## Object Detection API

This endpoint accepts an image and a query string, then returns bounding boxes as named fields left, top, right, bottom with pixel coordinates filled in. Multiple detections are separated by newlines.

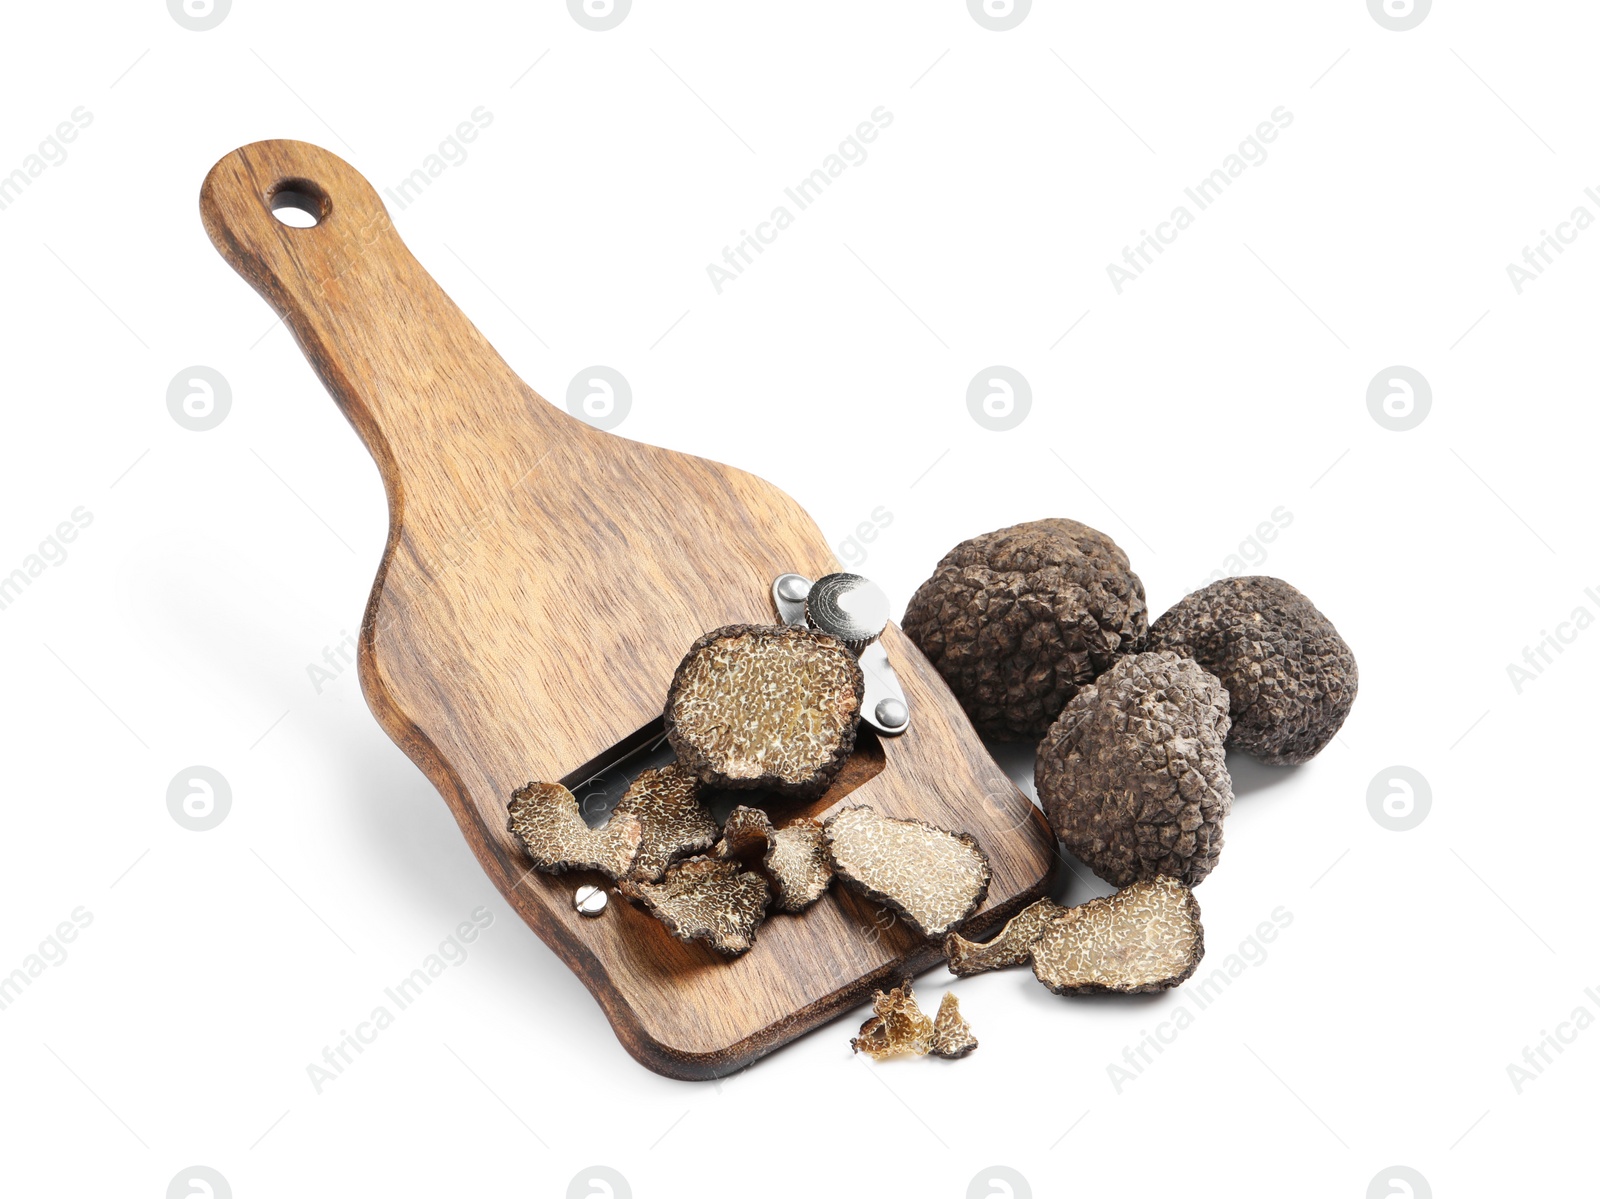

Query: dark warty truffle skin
left=1146, top=576, right=1357, bottom=765
left=900, top=518, right=1148, bottom=742
left=1035, top=651, right=1233, bottom=888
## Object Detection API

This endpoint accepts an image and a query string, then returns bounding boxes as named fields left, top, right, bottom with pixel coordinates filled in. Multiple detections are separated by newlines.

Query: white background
left=1, top=2, right=1594, bottom=1196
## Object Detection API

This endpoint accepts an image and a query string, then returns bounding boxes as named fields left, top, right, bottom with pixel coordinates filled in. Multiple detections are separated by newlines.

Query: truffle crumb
left=1031, top=876, right=1204, bottom=995
left=1036, top=651, right=1233, bottom=887
left=629, top=856, right=770, bottom=957
left=613, top=763, right=718, bottom=884
left=1147, top=575, right=1357, bottom=765
left=944, top=897, right=1066, bottom=977
left=901, top=518, right=1148, bottom=741
left=506, top=781, right=641, bottom=879
left=825, top=804, right=991, bottom=938
left=664, top=623, right=864, bottom=799
left=851, top=980, right=978, bottom=1060
left=929, top=991, right=978, bottom=1059
left=851, top=979, right=935, bottom=1059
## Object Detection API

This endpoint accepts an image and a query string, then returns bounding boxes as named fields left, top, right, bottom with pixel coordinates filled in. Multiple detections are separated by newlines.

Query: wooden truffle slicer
left=201, top=140, right=1055, bottom=1079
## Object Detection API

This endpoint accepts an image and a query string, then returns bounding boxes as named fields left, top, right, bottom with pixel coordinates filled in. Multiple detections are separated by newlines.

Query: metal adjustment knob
left=804, top=573, right=890, bottom=655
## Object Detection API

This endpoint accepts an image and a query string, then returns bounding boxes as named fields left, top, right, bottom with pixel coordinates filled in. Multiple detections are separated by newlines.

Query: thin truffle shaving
left=715, top=805, right=775, bottom=860
left=665, top=624, right=863, bottom=798
left=764, top=817, right=833, bottom=912
left=613, top=763, right=718, bottom=883
left=944, top=897, right=1066, bottom=977
left=715, top=805, right=833, bottom=912
left=929, top=991, right=978, bottom=1059
left=1030, top=876, right=1204, bottom=995
left=630, top=856, right=771, bottom=957
left=506, top=782, right=641, bottom=878
left=825, top=805, right=992, bottom=938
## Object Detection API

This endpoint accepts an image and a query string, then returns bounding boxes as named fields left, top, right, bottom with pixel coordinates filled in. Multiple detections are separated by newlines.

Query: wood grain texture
left=200, top=140, right=1056, bottom=1079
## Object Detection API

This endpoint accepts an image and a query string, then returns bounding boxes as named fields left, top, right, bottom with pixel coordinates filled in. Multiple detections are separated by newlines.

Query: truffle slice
left=715, top=804, right=775, bottom=859
left=629, top=856, right=770, bottom=957
left=851, top=979, right=935, bottom=1059
left=612, top=764, right=718, bottom=884
left=764, top=817, right=833, bottom=912
left=1036, top=652, right=1233, bottom=888
left=901, top=518, right=1148, bottom=741
left=825, top=805, right=991, bottom=938
left=1030, top=876, right=1203, bottom=995
left=1147, top=575, right=1358, bottom=764
left=929, top=991, right=978, bottom=1059
left=716, top=805, right=834, bottom=913
left=664, top=623, right=864, bottom=799
left=944, top=897, right=1067, bottom=977
left=506, top=782, right=642, bottom=879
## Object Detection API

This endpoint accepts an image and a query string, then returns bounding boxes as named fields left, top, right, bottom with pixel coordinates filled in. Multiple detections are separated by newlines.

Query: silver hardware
left=573, top=884, right=608, bottom=916
left=874, top=697, right=909, bottom=731
left=770, top=572, right=909, bottom=736
left=858, top=642, right=910, bottom=737
left=776, top=573, right=811, bottom=603
left=772, top=574, right=812, bottom=626
left=804, top=572, right=890, bottom=654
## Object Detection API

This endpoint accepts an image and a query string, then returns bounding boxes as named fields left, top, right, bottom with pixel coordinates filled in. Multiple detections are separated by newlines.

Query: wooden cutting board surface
left=200, top=140, right=1056, bottom=1079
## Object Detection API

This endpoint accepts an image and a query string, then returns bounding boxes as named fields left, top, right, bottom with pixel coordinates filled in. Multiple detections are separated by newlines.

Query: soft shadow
left=981, top=737, right=1040, bottom=801
left=1017, top=976, right=1182, bottom=1017
left=324, top=722, right=493, bottom=915
left=1049, top=846, right=1115, bottom=906
left=1227, top=751, right=1303, bottom=801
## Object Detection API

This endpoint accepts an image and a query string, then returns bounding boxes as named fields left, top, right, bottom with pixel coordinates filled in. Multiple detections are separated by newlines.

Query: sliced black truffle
left=714, top=805, right=833, bottom=912
left=506, top=782, right=641, bottom=879
left=613, top=763, right=718, bottom=884
left=1030, top=876, right=1203, bottom=995
left=715, top=805, right=775, bottom=860
left=929, top=991, right=978, bottom=1059
left=1036, top=652, right=1232, bottom=888
left=1147, top=576, right=1357, bottom=764
left=944, top=897, right=1066, bottom=977
left=824, top=804, right=991, bottom=938
left=901, top=518, right=1147, bottom=741
left=763, top=817, right=833, bottom=912
left=628, top=856, right=770, bottom=957
left=664, top=624, right=864, bottom=799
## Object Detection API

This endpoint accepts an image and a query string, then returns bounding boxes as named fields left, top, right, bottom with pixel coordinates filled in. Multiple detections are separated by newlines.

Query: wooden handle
left=200, top=139, right=563, bottom=475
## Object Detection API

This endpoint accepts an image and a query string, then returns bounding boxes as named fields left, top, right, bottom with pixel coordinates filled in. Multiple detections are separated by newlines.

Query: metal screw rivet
left=875, top=698, right=909, bottom=729
left=776, top=574, right=812, bottom=602
left=574, top=884, right=608, bottom=916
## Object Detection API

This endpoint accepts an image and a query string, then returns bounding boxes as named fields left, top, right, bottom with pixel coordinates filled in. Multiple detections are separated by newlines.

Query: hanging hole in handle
left=269, top=178, right=330, bottom=228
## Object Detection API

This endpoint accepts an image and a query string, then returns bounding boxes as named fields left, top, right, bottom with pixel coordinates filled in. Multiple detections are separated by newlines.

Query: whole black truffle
left=1035, top=651, right=1232, bottom=888
left=900, top=519, right=1148, bottom=741
left=1146, top=576, right=1357, bottom=765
